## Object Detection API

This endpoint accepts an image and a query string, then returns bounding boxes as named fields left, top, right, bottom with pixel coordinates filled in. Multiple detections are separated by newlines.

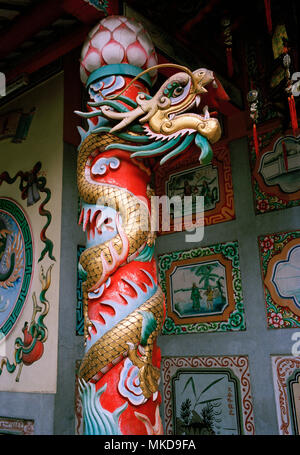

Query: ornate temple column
left=76, top=15, right=222, bottom=435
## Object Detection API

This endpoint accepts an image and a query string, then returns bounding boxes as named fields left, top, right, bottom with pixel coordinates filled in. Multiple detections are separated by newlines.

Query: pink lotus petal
left=127, top=42, right=147, bottom=68
left=84, top=51, right=101, bottom=72
left=113, top=24, right=137, bottom=48
left=81, top=39, right=90, bottom=60
left=80, top=65, right=88, bottom=84
left=101, top=16, right=122, bottom=32
left=147, top=52, right=158, bottom=76
left=102, top=41, right=125, bottom=64
left=88, top=23, right=100, bottom=38
left=91, top=30, right=111, bottom=50
left=137, top=30, right=154, bottom=55
left=125, top=17, right=143, bottom=33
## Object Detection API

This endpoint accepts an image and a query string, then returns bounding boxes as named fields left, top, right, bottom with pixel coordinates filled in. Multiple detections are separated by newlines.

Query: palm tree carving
left=176, top=376, right=223, bottom=435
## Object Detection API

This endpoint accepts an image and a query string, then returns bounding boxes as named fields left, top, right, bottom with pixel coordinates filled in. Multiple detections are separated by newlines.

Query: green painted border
left=86, top=63, right=152, bottom=89
left=0, top=197, right=33, bottom=337
left=158, top=241, right=245, bottom=335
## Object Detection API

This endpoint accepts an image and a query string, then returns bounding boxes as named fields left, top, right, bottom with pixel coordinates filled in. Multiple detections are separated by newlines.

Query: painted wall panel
left=0, top=74, right=64, bottom=394
left=156, top=136, right=300, bottom=435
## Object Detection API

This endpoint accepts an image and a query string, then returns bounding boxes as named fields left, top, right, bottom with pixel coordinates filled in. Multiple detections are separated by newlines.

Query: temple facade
left=0, top=0, right=299, bottom=436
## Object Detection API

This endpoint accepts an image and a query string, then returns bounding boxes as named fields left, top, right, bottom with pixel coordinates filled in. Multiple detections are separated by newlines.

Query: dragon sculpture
left=76, top=15, right=225, bottom=435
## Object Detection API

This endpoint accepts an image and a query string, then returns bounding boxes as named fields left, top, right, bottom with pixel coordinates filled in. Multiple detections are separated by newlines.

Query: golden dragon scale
left=76, top=15, right=223, bottom=435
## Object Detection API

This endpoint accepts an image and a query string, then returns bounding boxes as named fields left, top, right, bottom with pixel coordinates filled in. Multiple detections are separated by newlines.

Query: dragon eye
left=167, top=79, right=191, bottom=105
left=173, top=86, right=184, bottom=97
left=164, top=82, right=185, bottom=98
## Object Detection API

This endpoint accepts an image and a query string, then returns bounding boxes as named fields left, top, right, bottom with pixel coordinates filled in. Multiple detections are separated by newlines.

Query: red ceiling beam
left=3, top=0, right=122, bottom=83
left=0, top=0, right=64, bottom=60
left=0, top=0, right=111, bottom=61
left=179, top=0, right=222, bottom=35
left=62, top=0, right=105, bottom=24
left=6, top=24, right=92, bottom=83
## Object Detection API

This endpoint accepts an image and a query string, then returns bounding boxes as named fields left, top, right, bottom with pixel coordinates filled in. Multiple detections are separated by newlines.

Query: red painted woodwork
left=6, top=25, right=91, bottom=83
left=62, top=0, right=104, bottom=24
left=0, top=0, right=63, bottom=60
left=180, top=0, right=222, bottom=36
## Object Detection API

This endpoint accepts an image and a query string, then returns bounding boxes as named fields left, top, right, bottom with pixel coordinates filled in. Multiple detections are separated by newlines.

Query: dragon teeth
left=203, top=105, right=210, bottom=119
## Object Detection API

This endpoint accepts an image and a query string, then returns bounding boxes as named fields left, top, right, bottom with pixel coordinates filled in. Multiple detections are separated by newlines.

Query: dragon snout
left=193, top=68, right=216, bottom=91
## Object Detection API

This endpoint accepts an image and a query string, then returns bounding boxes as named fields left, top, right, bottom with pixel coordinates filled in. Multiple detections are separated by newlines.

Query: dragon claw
left=84, top=319, right=93, bottom=343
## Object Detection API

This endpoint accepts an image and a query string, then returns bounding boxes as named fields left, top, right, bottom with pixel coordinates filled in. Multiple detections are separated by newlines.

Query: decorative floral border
left=271, top=355, right=300, bottom=435
left=258, top=230, right=300, bottom=329
left=249, top=125, right=300, bottom=215
left=162, top=355, right=255, bottom=435
left=158, top=241, right=245, bottom=335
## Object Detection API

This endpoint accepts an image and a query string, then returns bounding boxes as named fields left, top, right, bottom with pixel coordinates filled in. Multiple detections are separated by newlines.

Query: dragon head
left=99, top=65, right=221, bottom=145
left=75, top=64, right=226, bottom=165
left=138, top=68, right=221, bottom=142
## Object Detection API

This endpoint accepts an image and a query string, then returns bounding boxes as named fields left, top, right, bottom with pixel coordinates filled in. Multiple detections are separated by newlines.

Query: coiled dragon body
left=76, top=59, right=223, bottom=434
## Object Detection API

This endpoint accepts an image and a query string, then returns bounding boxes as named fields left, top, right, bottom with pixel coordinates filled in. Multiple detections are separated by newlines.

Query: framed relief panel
left=154, top=142, right=235, bottom=235
left=249, top=124, right=300, bottom=214
left=162, top=356, right=255, bottom=435
left=0, top=163, right=58, bottom=392
left=158, top=241, right=245, bottom=335
left=259, top=230, right=300, bottom=329
left=271, top=355, right=300, bottom=435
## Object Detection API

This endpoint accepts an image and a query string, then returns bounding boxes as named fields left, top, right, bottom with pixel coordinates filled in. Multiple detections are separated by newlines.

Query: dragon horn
left=105, top=63, right=197, bottom=100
